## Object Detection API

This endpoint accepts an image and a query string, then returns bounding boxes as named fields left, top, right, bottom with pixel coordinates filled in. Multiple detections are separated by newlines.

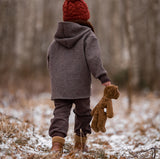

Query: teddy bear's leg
left=97, top=108, right=107, bottom=132
left=91, top=110, right=99, bottom=132
left=107, top=102, right=114, bottom=118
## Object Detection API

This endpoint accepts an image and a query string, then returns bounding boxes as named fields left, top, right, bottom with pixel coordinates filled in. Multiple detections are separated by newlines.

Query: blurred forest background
left=0, top=0, right=160, bottom=93
left=1, top=1, right=160, bottom=158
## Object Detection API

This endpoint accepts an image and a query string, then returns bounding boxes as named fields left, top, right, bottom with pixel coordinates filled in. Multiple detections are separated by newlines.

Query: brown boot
left=74, top=134, right=88, bottom=152
left=51, top=136, right=65, bottom=157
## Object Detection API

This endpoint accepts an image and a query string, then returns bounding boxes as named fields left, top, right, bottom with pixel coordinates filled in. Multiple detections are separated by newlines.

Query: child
left=47, top=0, right=111, bottom=155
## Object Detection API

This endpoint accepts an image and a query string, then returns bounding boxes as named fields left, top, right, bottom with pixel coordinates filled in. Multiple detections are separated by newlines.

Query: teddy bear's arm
left=91, top=105, right=97, bottom=116
left=91, top=106, right=99, bottom=132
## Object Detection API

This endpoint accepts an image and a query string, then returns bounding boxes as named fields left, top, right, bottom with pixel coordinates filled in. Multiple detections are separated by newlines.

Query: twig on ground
left=0, top=112, right=22, bottom=122
left=129, top=147, right=160, bottom=158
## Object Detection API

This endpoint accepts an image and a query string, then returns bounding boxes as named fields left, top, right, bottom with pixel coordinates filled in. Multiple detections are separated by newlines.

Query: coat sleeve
left=85, top=35, right=110, bottom=83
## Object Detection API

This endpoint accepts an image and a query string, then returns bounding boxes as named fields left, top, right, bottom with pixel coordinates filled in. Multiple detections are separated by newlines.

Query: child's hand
left=103, top=81, right=111, bottom=87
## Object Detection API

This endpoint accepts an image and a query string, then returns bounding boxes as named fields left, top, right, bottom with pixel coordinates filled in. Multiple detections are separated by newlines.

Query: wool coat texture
left=47, top=22, right=110, bottom=99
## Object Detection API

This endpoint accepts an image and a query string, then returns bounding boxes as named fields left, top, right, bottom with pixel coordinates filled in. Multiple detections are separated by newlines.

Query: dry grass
left=0, top=83, right=160, bottom=158
left=0, top=109, right=125, bottom=159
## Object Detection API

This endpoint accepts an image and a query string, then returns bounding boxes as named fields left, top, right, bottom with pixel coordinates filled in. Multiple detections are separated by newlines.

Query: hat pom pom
left=66, top=0, right=79, bottom=2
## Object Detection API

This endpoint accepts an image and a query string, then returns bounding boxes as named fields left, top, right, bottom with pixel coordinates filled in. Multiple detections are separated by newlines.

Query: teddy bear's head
left=104, top=85, right=120, bottom=99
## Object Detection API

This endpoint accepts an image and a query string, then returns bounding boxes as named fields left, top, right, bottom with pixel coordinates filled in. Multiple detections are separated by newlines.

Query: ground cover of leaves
left=0, top=88, right=160, bottom=159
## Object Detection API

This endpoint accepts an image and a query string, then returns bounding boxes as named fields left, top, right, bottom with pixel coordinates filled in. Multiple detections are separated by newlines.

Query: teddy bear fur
left=91, top=84, right=120, bottom=132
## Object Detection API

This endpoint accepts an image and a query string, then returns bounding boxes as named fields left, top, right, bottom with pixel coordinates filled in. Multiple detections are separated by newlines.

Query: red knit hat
left=63, top=0, right=90, bottom=21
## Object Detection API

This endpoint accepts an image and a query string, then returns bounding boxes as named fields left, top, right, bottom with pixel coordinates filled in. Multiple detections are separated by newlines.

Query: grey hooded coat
left=47, top=22, right=110, bottom=100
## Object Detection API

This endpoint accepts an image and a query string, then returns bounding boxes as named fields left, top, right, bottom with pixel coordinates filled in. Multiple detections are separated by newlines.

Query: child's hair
left=70, top=20, right=94, bottom=32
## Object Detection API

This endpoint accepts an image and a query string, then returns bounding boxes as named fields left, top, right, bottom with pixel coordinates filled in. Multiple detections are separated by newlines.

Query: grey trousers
left=49, top=98, right=92, bottom=138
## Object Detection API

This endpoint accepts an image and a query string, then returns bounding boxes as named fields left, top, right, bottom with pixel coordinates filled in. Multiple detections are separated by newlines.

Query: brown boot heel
left=51, top=136, right=65, bottom=157
left=74, top=134, right=88, bottom=152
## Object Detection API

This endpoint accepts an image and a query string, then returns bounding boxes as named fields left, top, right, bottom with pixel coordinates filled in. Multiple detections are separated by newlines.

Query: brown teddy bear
left=91, top=84, right=120, bottom=132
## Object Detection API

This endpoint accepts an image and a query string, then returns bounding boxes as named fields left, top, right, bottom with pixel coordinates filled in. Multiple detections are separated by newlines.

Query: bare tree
left=122, top=0, right=134, bottom=112
left=0, top=0, right=17, bottom=83
left=0, top=0, right=160, bottom=92
left=149, top=0, right=159, bottom=90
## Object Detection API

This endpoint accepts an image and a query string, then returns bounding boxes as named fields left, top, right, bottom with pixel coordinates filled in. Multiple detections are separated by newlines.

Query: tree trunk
left=122, top=0, right=134, bottom=113
left=149, top=0, right=159, bottom=90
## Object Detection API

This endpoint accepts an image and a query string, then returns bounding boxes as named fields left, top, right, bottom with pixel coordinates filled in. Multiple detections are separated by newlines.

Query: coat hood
left=55, top=22, right=91, bottom=48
